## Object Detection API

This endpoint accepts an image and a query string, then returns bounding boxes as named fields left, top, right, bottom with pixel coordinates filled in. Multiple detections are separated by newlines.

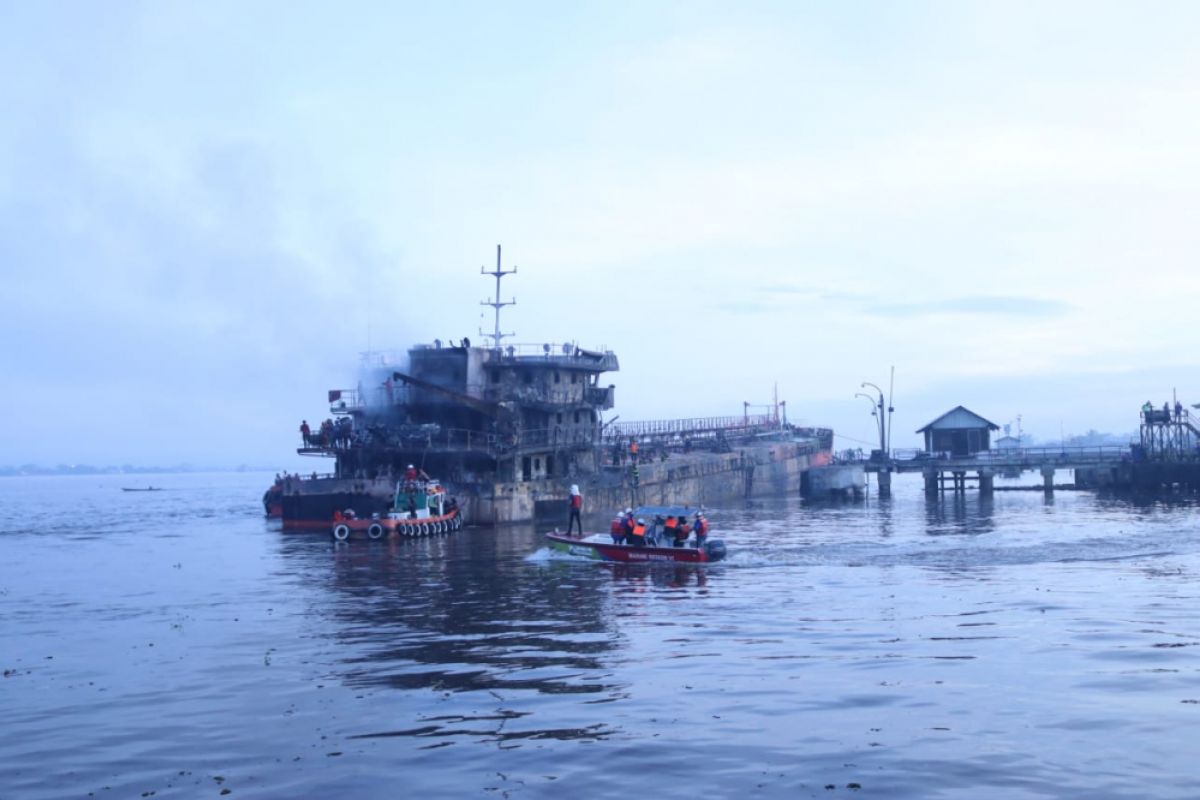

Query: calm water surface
left=3, top=472, right=1200, bottom=798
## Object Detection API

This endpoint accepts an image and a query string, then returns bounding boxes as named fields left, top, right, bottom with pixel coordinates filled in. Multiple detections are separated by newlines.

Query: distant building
left=917, top=406, right=1001, bottom=457
left=994, top=435, right=1021, bottom=450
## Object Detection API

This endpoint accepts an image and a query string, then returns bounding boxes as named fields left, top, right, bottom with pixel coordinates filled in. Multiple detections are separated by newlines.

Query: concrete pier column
left=1041, top=466, right=1055, bottom=494
left=878, top=468, right=892, bottom=499
left=924, top=469, right=938, bottom=496
left=978, top=469, right=994, bottom=497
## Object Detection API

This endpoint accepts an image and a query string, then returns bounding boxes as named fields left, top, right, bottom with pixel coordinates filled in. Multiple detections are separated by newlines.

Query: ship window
left=534, top=458, right=542, bottom=471
left=574, top=411, right=580, bottom=424
left=554, top=372, right=560, bottom=384
left=556, top=413, right=563, bottom=424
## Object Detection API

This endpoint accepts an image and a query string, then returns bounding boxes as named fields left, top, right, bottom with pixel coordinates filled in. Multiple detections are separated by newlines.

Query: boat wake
left=525, top=547, right=594, bottom=564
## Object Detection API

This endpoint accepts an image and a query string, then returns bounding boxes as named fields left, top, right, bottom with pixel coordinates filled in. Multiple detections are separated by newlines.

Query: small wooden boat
left=122, top=487, right=162, bottom=492
left=331, top=480, right=463, bottom=541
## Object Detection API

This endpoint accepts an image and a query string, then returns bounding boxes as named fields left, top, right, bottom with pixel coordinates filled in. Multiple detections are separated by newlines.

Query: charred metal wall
left=469, top=441, right=825, bottom=524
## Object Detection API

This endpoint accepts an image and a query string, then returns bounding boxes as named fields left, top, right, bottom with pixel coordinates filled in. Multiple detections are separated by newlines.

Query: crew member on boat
left=692, top=512, right=708, bottom=548
left=672, top=515, right=692, bottom=548
left=611, top=511, right=627, bottom=544
left=630, top=517, right=647, bottom=547
left=567, top=485, right=583, bottom=536
left=662, top=514, right=678, bottom=543
left=403, top=463, right=429, bottom=485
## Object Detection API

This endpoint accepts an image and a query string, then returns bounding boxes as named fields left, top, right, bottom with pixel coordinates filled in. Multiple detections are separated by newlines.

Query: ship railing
left=350, top=425, right=599, bottom=455
left=327, top=389, right=363, bottom=415
left=487, top=342, right=619, bottom=371
left=606, top=415, right=779, bottom=440
left=514, top=427, right=598, bottom=449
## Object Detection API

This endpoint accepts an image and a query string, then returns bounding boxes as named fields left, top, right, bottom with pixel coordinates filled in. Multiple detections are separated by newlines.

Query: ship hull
left=273, top=438, right=831, bottom=526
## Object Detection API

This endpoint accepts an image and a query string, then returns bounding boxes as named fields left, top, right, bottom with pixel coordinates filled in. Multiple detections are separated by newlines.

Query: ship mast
left=480, top=244, right=516, bottom=349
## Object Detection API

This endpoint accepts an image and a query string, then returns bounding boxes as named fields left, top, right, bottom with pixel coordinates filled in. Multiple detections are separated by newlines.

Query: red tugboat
left=331, top=480, right=462, bottom=541
left=545, top=506, right=727, bottom=563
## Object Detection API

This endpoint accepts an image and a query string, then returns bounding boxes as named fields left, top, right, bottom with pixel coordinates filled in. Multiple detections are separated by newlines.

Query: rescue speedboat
left=545, top=505, right=726, bottom=563
left=545, top=531, right=726, bottom=563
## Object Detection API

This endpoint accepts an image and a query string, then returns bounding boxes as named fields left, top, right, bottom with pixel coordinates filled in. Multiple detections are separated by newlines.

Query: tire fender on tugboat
left=332, top=524, right=351, bottom=542
left=367, top=522, right=384, bottom=540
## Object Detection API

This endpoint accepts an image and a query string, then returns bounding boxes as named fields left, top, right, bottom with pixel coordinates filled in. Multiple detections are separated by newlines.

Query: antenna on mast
left=480, top=244, right=516, bottom=349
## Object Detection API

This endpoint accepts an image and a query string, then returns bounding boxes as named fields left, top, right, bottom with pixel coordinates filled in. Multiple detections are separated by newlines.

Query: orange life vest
left=631, top=523, right=646, bottom=539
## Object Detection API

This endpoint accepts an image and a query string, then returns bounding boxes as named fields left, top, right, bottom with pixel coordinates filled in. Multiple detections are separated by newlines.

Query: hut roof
left=916, top=405, right=1001, bottom=434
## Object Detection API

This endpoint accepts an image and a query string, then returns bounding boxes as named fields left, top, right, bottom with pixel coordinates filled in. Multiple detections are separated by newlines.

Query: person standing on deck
left=300, top=420, right=311, bottom=446
left=629, top=438, right=639, bottom=463
left=692, top=512, right=709, bottom=549
left=618, top=508, right=635, bottom=544
left=567, top=485, right=583, bottom=536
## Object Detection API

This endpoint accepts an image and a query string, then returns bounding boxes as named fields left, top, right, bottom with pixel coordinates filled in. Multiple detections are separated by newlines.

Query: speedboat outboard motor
left=704, top=539, right=727, bottom=562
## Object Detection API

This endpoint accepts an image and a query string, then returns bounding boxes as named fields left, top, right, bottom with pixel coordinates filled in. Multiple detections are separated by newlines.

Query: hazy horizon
left=6, top=2, right=1198, bottom=467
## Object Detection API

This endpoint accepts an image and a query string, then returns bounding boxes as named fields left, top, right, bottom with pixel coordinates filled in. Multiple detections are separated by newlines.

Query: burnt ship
left=267, top=247, right=833, bottom=527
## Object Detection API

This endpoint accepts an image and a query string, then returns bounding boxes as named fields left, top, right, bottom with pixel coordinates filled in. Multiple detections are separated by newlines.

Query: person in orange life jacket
left=567, top=485, right=583, bottom=536
left=673, top=516, right=692, bottom=548
left=629, top=438, right=639, bottom=463
left=662, top=515, right=678, bottom=543
left=630, top=517, right=647, bottom=547
left=692, top=512, right=709, bottom=548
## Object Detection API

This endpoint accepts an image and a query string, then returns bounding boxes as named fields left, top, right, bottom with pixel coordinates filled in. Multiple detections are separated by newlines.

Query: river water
left=3, top=472, right=1200, bottom=799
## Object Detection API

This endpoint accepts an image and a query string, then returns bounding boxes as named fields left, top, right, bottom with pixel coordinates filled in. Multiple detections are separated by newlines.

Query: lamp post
left=862, top=380, right=893, bottom=498
left=855, top=392, right=881, bottom=452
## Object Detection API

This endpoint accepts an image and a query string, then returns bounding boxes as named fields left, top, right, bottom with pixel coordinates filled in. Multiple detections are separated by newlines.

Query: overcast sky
left=5, top=1, right=1200, bottom=468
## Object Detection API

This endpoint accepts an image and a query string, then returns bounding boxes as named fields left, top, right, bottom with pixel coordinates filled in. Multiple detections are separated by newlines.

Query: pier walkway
left=856, top=406, right=1200, bottom=495
left=864, top=445, right=1132, bottom=494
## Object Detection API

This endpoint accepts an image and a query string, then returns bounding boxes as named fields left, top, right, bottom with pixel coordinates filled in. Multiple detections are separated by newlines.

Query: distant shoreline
left=0, top=466, right=282, bottom=478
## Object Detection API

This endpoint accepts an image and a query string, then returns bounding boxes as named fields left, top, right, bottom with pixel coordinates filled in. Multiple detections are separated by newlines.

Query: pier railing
left=875, top=444, right=1134, bottom=472
left=606, top=415, right=777, bottom=439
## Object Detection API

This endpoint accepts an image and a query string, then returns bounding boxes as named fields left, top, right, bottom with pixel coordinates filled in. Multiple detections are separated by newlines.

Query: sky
left=4, top=1, right=1200, bottom=468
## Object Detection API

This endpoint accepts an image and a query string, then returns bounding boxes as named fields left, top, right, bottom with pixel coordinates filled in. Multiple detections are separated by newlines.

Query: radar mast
left=480, top=244, right=516, bottom=349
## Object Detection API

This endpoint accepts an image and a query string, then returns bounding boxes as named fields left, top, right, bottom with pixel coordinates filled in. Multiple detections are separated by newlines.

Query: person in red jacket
left=567, top=484, right=583, bottom=536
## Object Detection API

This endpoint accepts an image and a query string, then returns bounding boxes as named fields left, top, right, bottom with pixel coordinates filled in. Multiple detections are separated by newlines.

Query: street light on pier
left=855, top=392, right=881, bottom=450
left=861, top=381, right=888, bottom=459
left=862, top=378, right=895, bottom=498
